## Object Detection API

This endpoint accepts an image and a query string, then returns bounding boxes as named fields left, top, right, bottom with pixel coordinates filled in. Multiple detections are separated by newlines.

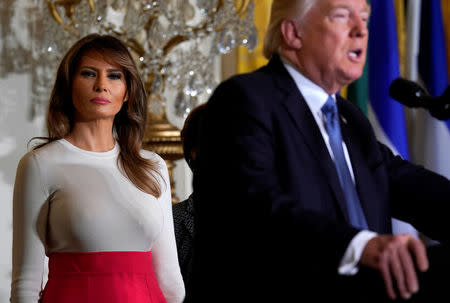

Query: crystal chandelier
left=16, top=0, right=257, bottom=124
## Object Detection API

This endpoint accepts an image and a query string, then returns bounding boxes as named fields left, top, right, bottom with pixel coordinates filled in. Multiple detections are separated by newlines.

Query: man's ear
left=281, top=19, right=302, bottom=49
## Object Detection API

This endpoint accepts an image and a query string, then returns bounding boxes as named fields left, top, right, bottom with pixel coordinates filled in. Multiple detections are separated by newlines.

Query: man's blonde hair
left=263, top=0, right=316, bottom=59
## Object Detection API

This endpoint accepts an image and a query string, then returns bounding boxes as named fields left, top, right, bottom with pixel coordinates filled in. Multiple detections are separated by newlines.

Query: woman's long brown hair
left=33, top=34, right=163, bottom=197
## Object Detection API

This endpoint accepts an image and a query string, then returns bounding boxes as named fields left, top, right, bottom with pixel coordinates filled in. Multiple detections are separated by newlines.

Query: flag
left=346, top=0, right=405, bottom=117
left=367, top=0, right=410, bottom=160
left=355, top=0, right=416, bottom=235
left=441, top=0, right=450, bottom=79
left=417, top=0, right=450, bottom=179
left=346, top=56, right=369, bottom=116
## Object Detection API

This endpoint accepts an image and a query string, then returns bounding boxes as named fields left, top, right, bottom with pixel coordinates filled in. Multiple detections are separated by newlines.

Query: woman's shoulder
left=139, top=149, right=168, bottom=176
left=140, top=149, right=165, bottom=164
left=139, top=149, right=170, bottom=191
left=21, top=140, right=63, bottom=162
left=15, top=141, right=63, bottom=180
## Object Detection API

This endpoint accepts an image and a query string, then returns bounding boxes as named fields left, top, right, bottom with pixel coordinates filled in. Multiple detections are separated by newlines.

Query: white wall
left=0, top=73, right=45, bottom=302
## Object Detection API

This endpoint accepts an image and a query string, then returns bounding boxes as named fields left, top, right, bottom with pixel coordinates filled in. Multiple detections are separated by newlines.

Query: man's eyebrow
left=362, top=6, right=371, bottom=16
left=329, top=4, right=371, bottom=14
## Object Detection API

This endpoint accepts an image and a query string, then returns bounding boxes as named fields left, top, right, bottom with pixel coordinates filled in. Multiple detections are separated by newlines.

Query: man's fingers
left=380, top=251, right=396, bottom=300
left=398, top=245, right=419, bottom=295
left=362, top=234, right=429, bottom=300
left=408, top=237, right=429, bottom=272
left=388, top=249, right=411, bottom=300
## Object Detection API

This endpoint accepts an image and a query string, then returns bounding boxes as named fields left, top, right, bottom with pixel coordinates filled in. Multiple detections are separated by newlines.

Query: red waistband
left=48, top=251, right=153, bottom=275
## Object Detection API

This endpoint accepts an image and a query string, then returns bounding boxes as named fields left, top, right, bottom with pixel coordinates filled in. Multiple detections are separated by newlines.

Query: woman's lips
left=90, top=97, right=111, bottom=104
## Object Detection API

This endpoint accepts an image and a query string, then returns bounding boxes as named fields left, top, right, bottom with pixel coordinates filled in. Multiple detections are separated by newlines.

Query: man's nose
left=350, top=17, right=368, bottom=38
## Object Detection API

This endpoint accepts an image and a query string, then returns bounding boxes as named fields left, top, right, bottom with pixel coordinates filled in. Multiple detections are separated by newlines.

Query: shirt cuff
left=338, top=230, right=377, bottom=275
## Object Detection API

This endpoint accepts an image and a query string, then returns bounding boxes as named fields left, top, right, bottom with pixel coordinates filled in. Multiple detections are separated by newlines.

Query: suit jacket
left=172, top=194, right=195, bottom=289
left=188, top=55, right=450, bottom=302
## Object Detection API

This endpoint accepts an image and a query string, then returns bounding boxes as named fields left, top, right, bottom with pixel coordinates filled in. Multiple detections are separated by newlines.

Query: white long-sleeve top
left=10, top=139, right=185, bottom=303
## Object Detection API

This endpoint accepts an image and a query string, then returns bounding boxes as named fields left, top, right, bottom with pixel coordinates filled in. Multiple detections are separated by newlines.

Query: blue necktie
left=321, top=97, right=368, bottom=229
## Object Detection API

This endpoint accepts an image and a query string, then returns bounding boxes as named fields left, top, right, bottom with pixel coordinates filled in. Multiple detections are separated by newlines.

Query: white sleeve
left=338, top=230, right=377, bottom=275
left=151, top=158, right=185, bottom=303
left=10, top=152, right=48, bottom=303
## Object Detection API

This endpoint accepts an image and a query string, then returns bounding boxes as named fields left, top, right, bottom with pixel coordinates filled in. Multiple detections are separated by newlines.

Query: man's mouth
left=348, top=48, right=363, bottom=59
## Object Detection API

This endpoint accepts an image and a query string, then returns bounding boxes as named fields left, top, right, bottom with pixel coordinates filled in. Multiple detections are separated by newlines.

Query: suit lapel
left=267, top=56, right=352, bottom=222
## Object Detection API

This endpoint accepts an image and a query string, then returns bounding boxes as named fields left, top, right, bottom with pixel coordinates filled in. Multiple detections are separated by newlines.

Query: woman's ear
left=281, top=19, right=302, bottom=49
left=123, top=91, right=128, bottom=103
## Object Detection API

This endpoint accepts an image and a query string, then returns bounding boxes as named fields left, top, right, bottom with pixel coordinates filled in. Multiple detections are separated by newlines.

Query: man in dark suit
left=188, top=0, right=450, bottom=302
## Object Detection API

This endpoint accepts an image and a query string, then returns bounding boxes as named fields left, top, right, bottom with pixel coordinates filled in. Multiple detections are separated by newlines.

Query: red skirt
left=40, top=251, right=166, bottom=303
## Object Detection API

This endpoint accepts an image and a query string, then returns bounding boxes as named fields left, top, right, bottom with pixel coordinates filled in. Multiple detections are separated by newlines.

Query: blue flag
left=368, top=0, right=418, bottom=236
left=419, top=0, right=449, bottom=123
left=368, top=0, right=410, bottom=160
left=418, top=0, right=450, bottom=178
left=419, top=0, right=450, bottom=178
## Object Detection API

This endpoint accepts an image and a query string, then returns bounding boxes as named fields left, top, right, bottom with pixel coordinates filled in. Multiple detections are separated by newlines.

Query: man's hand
left=359, top=234, right=429, bottom=300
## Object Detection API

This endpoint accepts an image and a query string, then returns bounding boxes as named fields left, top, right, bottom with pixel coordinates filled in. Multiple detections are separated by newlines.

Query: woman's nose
left=93, top=75, right=107, bottom=92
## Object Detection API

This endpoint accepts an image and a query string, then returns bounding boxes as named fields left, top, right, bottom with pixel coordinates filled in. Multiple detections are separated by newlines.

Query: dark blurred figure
left=172, top=104, right=205, bottom=293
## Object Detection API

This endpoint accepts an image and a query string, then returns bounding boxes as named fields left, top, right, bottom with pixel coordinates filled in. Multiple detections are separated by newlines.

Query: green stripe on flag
left=347, top=61, right=369, bottom=116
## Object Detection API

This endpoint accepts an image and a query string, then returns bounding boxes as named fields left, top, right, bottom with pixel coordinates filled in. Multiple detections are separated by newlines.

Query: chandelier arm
left=87, top=0, right=95, bottom=11
left=47, top=0, right=63, bottom=24
left=216, top=0, right=225, bottom=11
left=162, top=36, right=189, bottom=56
left=126, top=38, right=147, bottom=57
left=236, top=0, right=251, bottom=17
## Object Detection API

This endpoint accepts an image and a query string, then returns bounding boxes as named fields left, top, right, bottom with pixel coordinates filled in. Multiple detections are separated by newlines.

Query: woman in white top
left=10, top=34, right=185, bottom=303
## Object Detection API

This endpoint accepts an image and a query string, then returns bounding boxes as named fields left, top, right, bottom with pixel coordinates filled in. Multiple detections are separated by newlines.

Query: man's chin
left=341, top=70, right=364, bottom=86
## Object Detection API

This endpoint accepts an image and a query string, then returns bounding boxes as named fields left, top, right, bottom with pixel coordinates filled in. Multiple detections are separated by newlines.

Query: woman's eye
left=108, top=73, right=122, bottom=80
left=80, top=70, right=96, bottom=77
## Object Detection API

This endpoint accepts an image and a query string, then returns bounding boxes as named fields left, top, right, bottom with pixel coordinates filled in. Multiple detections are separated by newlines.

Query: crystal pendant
left=111, top=0, right=127, bottom=11
left=197, top=0, right=218, bottom=15
left=148, top=93, right=165, bottom=116
left=181, top=1, right=195, bottom=22
left=245, top=26, right=258, bottom=51
left=217, top=27, right=236, bottom=54
left=174, top=91, right=191, bottom=118
left=148, top=18, right=171, bottom=49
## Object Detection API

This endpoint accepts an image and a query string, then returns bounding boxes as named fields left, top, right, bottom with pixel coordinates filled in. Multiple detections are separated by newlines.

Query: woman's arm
left=149, top=155, right=185, bottom=303
left=11, top=152, right=48, bottom=303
